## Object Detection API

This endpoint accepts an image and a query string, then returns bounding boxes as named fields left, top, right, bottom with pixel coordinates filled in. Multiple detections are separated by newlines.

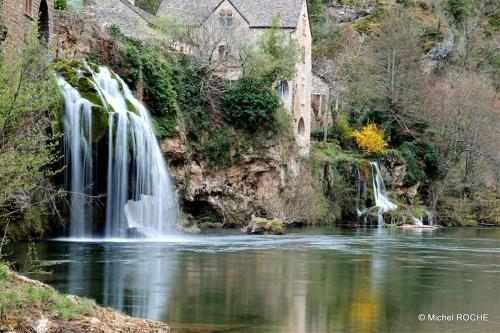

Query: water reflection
left=7, top=228, right=500, bottom=333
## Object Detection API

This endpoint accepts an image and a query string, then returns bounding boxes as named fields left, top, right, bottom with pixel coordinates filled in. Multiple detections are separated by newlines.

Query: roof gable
left=158, top=0, right=304, bottom=28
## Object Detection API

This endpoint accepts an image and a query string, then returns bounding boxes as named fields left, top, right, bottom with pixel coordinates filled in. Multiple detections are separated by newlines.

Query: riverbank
left=0, top=263, right=170, bottom=333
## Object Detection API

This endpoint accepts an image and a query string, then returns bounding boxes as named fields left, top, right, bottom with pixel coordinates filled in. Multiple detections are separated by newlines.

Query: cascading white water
left=58, top=66, right=178, bottom=238
left=59, top=77, right=94, bottom=238
left=369, top=162, right=398, bottom=226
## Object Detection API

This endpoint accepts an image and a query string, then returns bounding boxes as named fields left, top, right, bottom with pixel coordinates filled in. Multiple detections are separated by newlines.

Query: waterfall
left=58, top=65, right=178, bottom=238
left=369, top=162, right=398, bottom=226
left=59, top=77, right=94, bottom=238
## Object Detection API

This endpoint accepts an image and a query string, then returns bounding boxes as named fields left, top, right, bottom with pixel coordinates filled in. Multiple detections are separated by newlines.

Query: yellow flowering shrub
left=352, top=123, right=388, bottom=153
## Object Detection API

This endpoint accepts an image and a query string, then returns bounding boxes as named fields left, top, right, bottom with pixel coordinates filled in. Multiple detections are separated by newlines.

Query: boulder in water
left=242, top=217, right=285, bottom=235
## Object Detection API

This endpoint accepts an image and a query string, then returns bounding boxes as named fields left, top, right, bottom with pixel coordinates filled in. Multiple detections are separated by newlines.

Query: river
left=7, top=227, right=500, bottom=333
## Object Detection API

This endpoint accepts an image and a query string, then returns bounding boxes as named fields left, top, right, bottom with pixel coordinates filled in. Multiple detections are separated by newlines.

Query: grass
left=0, top=262, right=95, bottom=322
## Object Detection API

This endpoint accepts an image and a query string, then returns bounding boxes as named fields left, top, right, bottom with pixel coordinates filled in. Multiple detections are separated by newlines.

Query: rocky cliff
left=161, top=134, right=310, bottom=228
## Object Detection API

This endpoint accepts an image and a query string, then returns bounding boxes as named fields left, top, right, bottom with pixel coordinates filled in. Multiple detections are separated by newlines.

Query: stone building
left=84, top=0, right=153, bottom=40
left=0, top=0, right=54, bottom=48
left=157, top=0, right=312, bottom=154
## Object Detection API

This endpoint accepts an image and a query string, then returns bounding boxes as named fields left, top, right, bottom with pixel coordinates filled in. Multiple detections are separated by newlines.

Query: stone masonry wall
left=0, top=0, right=53, bottom=50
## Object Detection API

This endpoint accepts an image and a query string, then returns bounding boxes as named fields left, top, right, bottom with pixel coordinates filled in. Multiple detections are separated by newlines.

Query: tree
left=0, top=24, right=60, bottom=220
left=425, top=71, right=499, bottom=207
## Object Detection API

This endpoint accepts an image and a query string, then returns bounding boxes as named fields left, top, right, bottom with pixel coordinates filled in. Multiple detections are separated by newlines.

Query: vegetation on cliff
left=309, top=0, right=499, bottom=226
left=0, top=24, right=62, bottom=240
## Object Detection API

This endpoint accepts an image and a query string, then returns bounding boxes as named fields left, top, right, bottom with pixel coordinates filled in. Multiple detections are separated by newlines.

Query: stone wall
left=0, top=0, right=54, bottom=50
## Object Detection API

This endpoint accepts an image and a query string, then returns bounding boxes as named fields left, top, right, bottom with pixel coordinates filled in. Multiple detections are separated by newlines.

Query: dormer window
left=24, top=0, right=33, bottom=16
left=219, top=10, right=234, bottom=29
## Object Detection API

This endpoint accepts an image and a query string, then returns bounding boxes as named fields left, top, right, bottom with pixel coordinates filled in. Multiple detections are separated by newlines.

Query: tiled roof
left=157, top=0, right=304, bottom=28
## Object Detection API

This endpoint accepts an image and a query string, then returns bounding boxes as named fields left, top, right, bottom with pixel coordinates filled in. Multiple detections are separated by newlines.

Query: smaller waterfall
left=369, top=162, right=398, bottom=226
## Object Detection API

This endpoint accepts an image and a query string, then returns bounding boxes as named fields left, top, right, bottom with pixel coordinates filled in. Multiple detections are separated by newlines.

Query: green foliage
left=221, top=77, right=280, bottom=131
left=54, top=0, right=68, bottom=10
left=444, top=0, right=471, bottom=23
left=141, top=51, right=178, bottom=120
left=135, top=0, right=162, bottom=14
left=0, top=264, right=95, bottom=322
left=23, top=241, right=52, bottom=275
left=202, top=130, right=232, bottom=168
left=108, top=28, right=179, bottom=137
left=170, top=55, right=209, bottom=140
left=417, top=1, right=430, bottom=10
left=153, top=116, right=177, bottom=139
left=244, top=15, right=299, bottom=84
left=311, top=118, right=354, bottom=149
left=400, top=140, right=443, bottom=185
left=420, top=26, right=444, bottom=52
left=0, top=24, right=60, bottom=215
left=0, top=263, right=8, bottom=280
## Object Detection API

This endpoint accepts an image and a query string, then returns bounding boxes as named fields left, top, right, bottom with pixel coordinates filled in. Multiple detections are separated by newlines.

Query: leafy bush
left=417, top=1, right=430, bottom=10
left=311, top=118, right=354, bottom=148
left=54, top=0, right=68, bottom=10
left=140, top=50, right=178, bottom=119
left=153, top=116, right=177, bottom=139
left=352, top=123, right=388, bottom=153
left=400, top=140, right=443, bottom=185
left=244, top=15, right=299, bottom=85
left=420, top=26, right=444, bottom=52
left=170, top=55, right=209, bottom=140
left=221, top=77, right=280, bottom=131
left=202, top=130, right=232, bottom=167
left=444, top=0, right=471, bottom=23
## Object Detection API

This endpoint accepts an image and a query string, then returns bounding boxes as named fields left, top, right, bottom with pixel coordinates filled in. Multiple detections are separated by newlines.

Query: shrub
left=221, top=77, right=280, bottom=131
left=311, top=118, right=354, bottom=148
left=418, top=1, right=430, bottom=10
left=54, top=0, right=68, bottom=10
left=153, top=116, right=177, bottom=139
left=444, top=0, right=471, bottom=23
left=202, top=130, right=232, bottom=167
left=420, top=26, right=444, bottom=52
left=141, top=51, right=178, bottom=119
left=0, top=263, right=8, bottom=280
left=352, top=123, right=388, bottom=153
left=400, top=140, right=443, bottom=185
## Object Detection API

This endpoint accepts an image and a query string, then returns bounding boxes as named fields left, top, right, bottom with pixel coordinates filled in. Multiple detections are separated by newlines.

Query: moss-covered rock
left=242, top=217, right=285, bottom=235
left=91, top=106, right=109, bottom=141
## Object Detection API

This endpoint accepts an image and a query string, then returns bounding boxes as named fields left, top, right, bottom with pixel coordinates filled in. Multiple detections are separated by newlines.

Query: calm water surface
left=8, top=227, right=500, bottom=333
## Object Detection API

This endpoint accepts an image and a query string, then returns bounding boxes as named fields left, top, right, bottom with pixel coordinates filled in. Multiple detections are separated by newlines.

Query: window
left=302, top=16, right=306, bottom=36
left=219, top=10, right=234, bottom=29
left=301, top=46, right=306, bottom=63
left=277, top=81, right=289, bottom=99
left=24, top=0, right=33, bottom=16
left=218, top=45, right=226, bottom=60
left=298, top=118, right=305, bottom=136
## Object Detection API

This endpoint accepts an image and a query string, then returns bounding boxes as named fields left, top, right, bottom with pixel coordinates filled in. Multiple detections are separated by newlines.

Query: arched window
left=277, top=80, right=289, bottom=100
left=38, top=0, right=49, bottom=42
left=298, top=117, right=305, bottom=136
left=25, top=0, right=33, bottom=16
left=218, top=45, right=226, bottom=60
left=219, top=10, right=234, bottom=29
